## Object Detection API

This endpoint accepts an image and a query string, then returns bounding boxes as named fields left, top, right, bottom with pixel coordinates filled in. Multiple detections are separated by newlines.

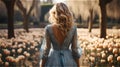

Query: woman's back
left=52, top=24, right=67, bottom=46
left=46, top=25, right=76, bottom=50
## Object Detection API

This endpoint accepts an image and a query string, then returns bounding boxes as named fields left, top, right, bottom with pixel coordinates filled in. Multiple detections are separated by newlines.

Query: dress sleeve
left=71, top=27, right=82, bottom=59
left=39, top=26, right=51, bottom=60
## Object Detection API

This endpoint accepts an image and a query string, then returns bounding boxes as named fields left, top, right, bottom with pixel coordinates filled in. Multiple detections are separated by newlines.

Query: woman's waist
left=50, top=48, right=71, bottom=53
left=48, top=49, right=73, bottom=59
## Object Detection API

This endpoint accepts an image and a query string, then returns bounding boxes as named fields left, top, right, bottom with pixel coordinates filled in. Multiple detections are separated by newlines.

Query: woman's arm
left=41, top=26, right=51, bottom=67
left=71, top=27, right=80, bottom=67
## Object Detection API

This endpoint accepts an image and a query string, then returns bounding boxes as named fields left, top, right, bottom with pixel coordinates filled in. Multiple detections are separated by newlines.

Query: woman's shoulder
left=44, top=24, right=52, bottom=30
left=71, top=25, right=77, bottom=34
left=71, top=25, right=77, bottom=30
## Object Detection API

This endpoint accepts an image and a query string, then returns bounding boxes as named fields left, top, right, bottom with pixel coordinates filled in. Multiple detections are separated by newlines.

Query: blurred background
left=0, top=0, right=120, bottom=67
left=0, top=0, right=120, bottom=29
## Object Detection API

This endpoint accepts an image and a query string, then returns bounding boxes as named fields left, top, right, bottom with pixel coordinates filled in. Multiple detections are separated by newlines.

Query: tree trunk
left=23, top=15, right=29, bottom=32
left=2, top=0, right=15, bottom=39
left=99, top=5, right=107, bottom=38
left=88, top=9, right=93, bottom=32
left=99, top=0, right=113, bottom=38
left=7, top=4, right=15, bottom=39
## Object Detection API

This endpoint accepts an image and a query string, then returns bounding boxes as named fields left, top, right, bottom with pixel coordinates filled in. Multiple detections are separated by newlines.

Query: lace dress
left=40, top=25, right=82, bottom=67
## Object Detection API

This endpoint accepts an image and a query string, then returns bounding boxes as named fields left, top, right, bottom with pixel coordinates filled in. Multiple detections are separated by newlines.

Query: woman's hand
left=40, top=59, right=46, bottom=67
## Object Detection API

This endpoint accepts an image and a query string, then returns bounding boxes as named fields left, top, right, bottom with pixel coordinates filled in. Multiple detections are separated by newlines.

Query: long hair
left=49, top=3, right=74, bottom=36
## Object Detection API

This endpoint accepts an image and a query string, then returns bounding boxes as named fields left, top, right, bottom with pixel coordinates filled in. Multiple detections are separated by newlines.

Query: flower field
left=0, top=28, right=120, bottom=67
left=78, top=29, right=120, bottom=67
left=0, top=29, right=44, bottom=67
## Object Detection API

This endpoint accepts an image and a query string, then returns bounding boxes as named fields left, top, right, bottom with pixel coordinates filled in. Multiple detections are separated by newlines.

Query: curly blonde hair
left=49, top=3, right=74, bottom=36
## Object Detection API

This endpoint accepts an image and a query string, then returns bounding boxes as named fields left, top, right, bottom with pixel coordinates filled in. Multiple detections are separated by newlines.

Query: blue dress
left=40, top=25, right=82, bottom=67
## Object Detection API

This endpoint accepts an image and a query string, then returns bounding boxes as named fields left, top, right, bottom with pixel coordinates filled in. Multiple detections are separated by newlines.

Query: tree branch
left=27, top=0, right=35, bottom=16
left=16, top=0, right=26, bottom=15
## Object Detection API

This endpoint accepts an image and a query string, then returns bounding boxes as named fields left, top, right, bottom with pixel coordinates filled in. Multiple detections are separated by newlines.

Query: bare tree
left=32, top=0, right=41, bottom=24
left=16, top=0, right=36, bottom=32
left=88, top=8, right=93, bottom=32
left=1, top=0, right=16, bottom=39
left=87, top=1, right=96, bottom=33
left=99, top=0, right=112, bottom=38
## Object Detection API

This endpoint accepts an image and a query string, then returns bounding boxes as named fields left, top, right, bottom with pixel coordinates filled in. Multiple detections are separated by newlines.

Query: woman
left=40, top=2, right=82, bottom=67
